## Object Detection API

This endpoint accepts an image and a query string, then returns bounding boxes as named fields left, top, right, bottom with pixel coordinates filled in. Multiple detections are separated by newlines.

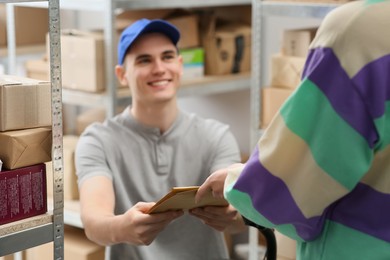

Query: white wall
left=178, top=89, right=252, bottom=155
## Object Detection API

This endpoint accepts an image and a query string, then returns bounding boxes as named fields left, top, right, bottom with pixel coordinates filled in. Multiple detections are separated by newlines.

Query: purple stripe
left=330, top=183, right=390, bottom=242
left=353, top=54, right=390, bottom=118
left=233, top=147, right=325, bottom=240
left=303, top=47, right=378, bottom=148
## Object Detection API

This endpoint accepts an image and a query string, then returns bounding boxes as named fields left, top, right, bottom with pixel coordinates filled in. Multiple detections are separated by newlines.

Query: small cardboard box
left=49, top=30, right=105, bottom=93
left=25, top=225, right=105, bottom=260
left=282, top=27, right=318, bottom=58
left=0, top=255, right=14, bottom=260
left=116, top=9, right=199, bottom=49
left=166, top=11, right=200, bottom=49
left=46, top=135, right=79, bottom=200
left=0, top=127, right=52, bottom=170
left=0, top=163, right=47, bottom=225
left=0, top=5, right=5, bottom=46
left=203, top=17, right=251, bottom=75
left=270, top=53, right=305, bottom=89
left=25, top=58, right=49, bottom=81
left=180, top=47, right=204, bottom=80
left=0, top=74, right=51, bottom=131
left=0, top=4, right=48, bottom=47
left=261, top=87, right=294, bottom=128
left=116, top=8, right=173, bottom=32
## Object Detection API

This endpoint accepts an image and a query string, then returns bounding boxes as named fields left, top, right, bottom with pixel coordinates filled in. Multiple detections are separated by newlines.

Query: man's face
left=121, top=33, right=183, bottom=106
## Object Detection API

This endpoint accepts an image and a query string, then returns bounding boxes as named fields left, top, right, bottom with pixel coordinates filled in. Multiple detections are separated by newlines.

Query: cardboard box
left=180, top=47, right=204, bottom=80
left=212, top=5, right=252, bottom=26
left=46, top=135, right=79, bottom=200
left=270, top=53, right=305, bottom=89
left=0, top=5, right=5, bottom=46
left=0, top=128, right=52, bottom=170
left=0, top=74, right=51, bottom=131
left=117, top=9, right=199, bottom=49
left=50, top=30, right=105, bottom=93
left=166, top=11, right=200, bottom=49
left=0, top=255, right=14, bottom=260
left=282, top=27, right=318, bottom=58
left=25, top=58, right=49, bottom=81
left=25, top=225, right=105, bottom=260
left=203, top=17, right=251, bottom=75
left=0, top=163, right=47, bottom=225
left=261, top=87, right=294, bottom=128
left=0, top=4, right=48, bottom=47
left=116, top=9, right=173, bottom=32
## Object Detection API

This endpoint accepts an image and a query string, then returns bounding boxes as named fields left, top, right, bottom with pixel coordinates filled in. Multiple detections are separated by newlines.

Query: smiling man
left=75, top=19, right=246, bottom=260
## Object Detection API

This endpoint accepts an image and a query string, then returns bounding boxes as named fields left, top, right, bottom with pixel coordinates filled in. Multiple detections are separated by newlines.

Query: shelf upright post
left=48, top=0, right=64, bottom=259
left=103, top=0, right=117, bottom=118
left=248, top=1, right=264, bottom=259
left=5, top=3, right=16, bottom=75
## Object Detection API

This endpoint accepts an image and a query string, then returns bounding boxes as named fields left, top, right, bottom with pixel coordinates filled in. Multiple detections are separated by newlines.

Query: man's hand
left=118, top=202, right=184, bottom=245
left=189, top=205, right=246, bottom=234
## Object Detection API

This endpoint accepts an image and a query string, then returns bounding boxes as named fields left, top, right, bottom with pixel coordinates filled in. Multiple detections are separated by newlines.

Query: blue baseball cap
left=118, top=18, right=180, bottom=65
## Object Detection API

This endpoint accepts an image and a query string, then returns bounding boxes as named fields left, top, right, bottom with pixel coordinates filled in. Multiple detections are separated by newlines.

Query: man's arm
left=79, top=175, right=184, bottom=246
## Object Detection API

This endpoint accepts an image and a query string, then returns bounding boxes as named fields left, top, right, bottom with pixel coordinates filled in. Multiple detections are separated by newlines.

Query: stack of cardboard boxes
left=260, top=27, right=317, bottom=128
left=0, top=75, right=52, bottom=226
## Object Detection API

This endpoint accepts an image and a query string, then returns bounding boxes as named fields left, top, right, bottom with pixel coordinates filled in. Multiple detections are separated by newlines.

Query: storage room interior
left=0, top=1, right=329, bottom=260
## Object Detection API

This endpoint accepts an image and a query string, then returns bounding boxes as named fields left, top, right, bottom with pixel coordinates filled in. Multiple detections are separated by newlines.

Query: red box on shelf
left=0, top=163, right=47, bottom=225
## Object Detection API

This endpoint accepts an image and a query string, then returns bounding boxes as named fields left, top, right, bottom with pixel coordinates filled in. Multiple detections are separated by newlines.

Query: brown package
left=0, top=127, right=52, bottom=170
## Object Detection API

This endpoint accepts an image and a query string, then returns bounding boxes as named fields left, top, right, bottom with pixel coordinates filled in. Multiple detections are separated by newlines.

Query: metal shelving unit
left=0, top=0, right=64, bottom=259
left=248, top=1, right=341, bottom=259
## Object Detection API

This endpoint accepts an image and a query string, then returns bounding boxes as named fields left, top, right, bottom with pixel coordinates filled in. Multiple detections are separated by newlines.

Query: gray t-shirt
left=75, top=107, right=241, bottom=260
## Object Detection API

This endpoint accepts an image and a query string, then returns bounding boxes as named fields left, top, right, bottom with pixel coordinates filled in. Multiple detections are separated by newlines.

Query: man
left=196, top=1, right=390, bottom=259
left=75, top=18, right=246, bottom=260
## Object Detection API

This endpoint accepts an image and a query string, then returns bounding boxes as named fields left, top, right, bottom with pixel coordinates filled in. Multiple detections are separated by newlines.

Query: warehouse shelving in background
left=0, top=0, right=64, bottom=259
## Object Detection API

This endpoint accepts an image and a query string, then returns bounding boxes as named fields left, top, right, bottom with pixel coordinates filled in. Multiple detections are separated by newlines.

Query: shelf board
left=48, top=197, right=83, bottom=228
left=0, top=213, right=53, bottom=256
left=0, top=44, right=45, bottom=58
left=63, top=200, right=83, bottom=229
left=62, top=73, right=251, bottom=108
left=179, top=72, right=251, bottom=96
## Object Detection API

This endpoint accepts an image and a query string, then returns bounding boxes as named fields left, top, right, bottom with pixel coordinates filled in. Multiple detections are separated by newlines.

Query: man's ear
left=178, top=55, right=184, bottom=76
left=115, top=64, right=128, bottom=86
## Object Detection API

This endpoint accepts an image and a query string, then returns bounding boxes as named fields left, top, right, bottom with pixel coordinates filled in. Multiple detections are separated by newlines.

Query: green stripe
left=280, top=79, right=373, bottom=190
left=374, top=101, right=390, bottom=151
left=298, top=220, right=390, bottom=259
left=365, top=0, right=387, bottom=6
left=225, top=186, right=304, bottom=242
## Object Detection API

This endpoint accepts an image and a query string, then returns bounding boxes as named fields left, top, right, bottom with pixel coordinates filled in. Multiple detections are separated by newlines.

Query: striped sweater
left=225, top=0, right=390, bottom=259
